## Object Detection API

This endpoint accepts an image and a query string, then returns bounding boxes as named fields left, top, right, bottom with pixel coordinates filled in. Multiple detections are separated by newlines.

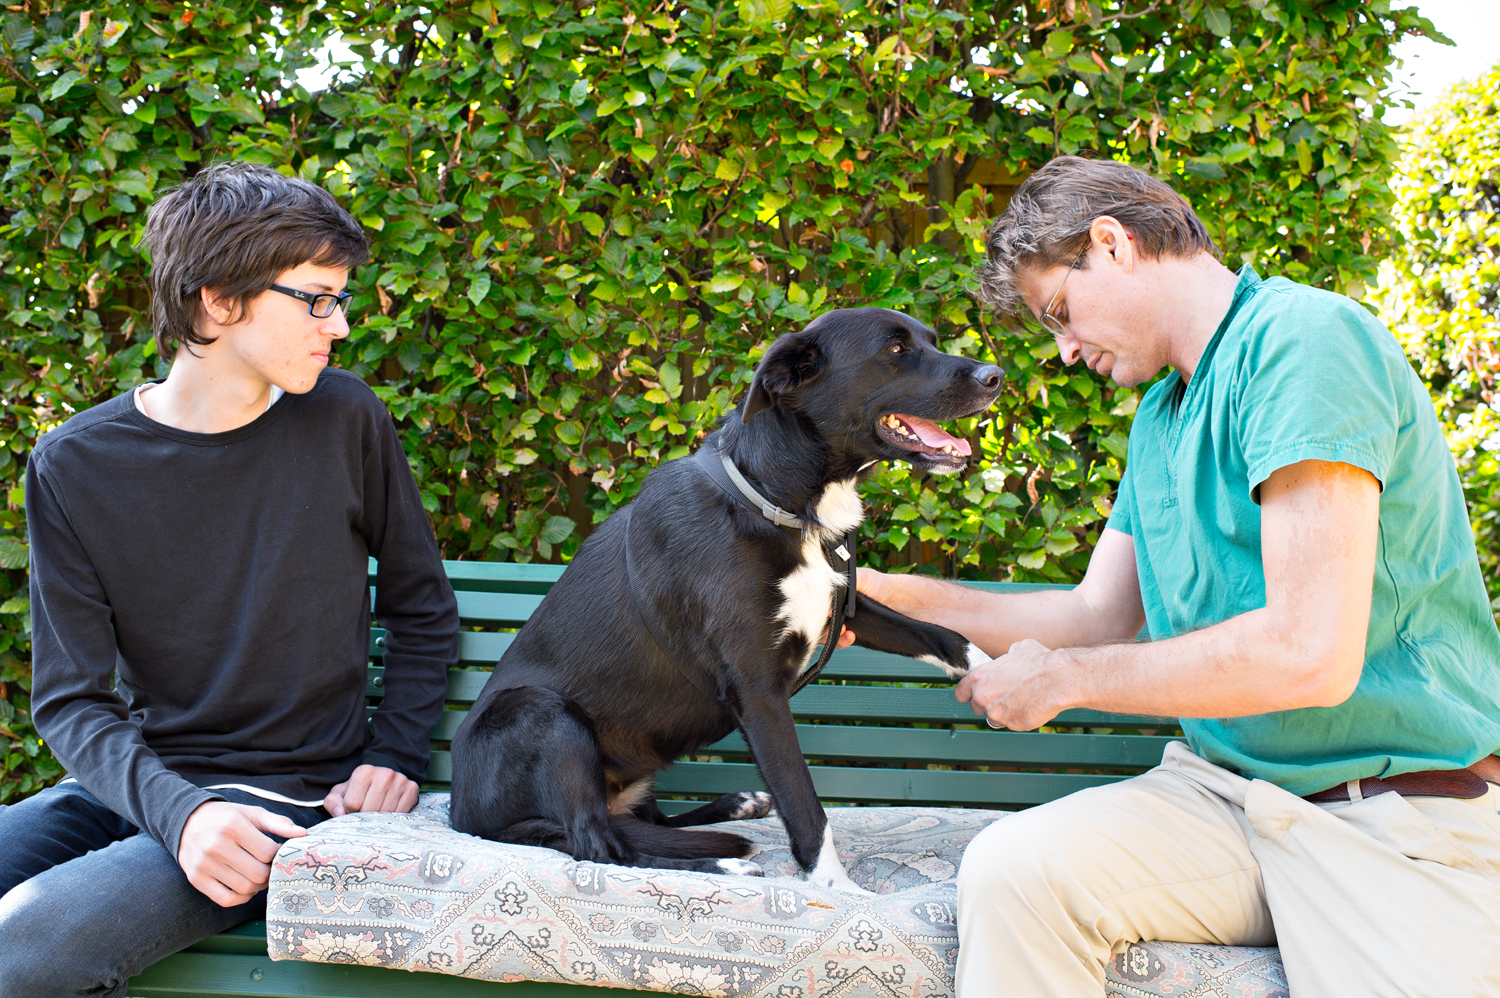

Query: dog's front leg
left=846, top=594, right=989, bottom=680
left=731, top=686, right=873, bottom=895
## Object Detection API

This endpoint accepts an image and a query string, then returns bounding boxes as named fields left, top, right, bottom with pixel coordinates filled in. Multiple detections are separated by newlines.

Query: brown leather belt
left=1304, top=764, right=1494, bottom=804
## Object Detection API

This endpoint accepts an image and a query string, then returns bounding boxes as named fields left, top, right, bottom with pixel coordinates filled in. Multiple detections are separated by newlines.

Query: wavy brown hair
left=142, top=163, right=369, bottom=358
left=976, top=156, right=1218, bottom=322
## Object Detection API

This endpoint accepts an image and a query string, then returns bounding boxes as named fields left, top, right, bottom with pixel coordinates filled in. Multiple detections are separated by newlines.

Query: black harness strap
left=624, top=447, right=860, bottom=702
left=698, top=447, right=857, bottom=691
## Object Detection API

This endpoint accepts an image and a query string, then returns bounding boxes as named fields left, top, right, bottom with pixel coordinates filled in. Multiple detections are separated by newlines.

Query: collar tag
left=834, top=544, right=850, bottom=561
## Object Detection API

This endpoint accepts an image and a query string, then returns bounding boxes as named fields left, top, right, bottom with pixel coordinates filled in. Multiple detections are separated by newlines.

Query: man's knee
left=957, top=808, right=1081, bottom=908
left=0, top=877, right=123, bottom=998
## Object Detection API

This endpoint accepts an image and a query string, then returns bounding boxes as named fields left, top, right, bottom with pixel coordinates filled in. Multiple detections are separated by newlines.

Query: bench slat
left=401, top=700, right=1174, bottom=743
left=366, top=667, right=1176, bottom=730
left=654, top=760, right=1127, bottom=805
left=705, top=725, right=1175, bottom=768
left=131, top=949, right=643, bottom=997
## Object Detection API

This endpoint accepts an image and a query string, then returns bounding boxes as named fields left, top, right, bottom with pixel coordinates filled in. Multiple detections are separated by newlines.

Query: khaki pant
left=956, top=741, right=1500, bottom=997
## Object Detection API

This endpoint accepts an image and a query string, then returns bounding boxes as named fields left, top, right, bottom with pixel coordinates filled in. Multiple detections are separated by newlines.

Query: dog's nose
left=971, top=364, right=1003, bottom=391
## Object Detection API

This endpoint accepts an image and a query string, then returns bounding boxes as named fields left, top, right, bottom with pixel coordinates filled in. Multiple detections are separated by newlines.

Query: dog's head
left=741, top=308, right=1003, bottom=476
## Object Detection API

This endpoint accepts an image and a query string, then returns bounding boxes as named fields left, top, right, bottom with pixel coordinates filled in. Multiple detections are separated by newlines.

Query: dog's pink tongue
left=898, top=414, right=972, bottom=456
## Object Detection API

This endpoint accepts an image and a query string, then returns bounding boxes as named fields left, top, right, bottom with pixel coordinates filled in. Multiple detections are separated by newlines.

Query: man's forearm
left=970, top=604, right=1365, bottom=729
left=869, top=574, right=1139, bottom=655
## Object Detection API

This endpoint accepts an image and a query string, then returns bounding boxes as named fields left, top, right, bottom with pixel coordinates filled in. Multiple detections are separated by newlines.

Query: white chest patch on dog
left=777, top=480, right=862, bottom=673
left=811, top=479, right=863, bottom=534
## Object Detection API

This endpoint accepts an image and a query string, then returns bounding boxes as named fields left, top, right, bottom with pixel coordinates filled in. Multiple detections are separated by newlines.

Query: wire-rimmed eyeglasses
left=1036, top=245, right=1088, bottom=337
left=268, top=283, right=354, bottom=319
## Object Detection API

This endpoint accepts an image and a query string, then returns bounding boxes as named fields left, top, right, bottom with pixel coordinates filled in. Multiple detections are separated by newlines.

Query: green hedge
left=0, top=0, right=1435, bottom=801
left=1374, top=62, right=1500, bottom=607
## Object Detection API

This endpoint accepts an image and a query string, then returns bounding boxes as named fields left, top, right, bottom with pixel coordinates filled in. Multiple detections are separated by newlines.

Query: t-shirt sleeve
left=1106, top=464, right=1136, bottom=537
left=1237, top=293, right=1402, bottom=503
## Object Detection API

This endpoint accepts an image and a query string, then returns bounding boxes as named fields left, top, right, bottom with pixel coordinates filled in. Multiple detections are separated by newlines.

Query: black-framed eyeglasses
left=1035, top=245, right=1089, bottom=337
left=268, top=283, right=354, bottom=319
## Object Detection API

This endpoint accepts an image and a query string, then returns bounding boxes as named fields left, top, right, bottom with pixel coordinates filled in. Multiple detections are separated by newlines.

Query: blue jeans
left=0, top=781, right=327, bottom=998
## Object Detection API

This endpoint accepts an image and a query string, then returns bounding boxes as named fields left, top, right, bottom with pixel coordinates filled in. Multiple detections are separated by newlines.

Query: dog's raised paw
left=717, top=858, right=764, bottom=877
left=729, top=791, right=774, bottom=820
left=965, top=642, right=990, bottom=670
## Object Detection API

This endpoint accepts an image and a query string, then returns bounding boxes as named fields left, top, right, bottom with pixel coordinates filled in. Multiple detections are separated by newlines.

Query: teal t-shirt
left=1107, top=267, right=1500, bottom=795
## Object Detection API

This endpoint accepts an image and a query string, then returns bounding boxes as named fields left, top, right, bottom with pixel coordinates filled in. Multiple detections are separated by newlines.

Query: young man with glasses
left=843, top=156, right=1500, bottom=995
left=0, top=162, right=459, bottom=995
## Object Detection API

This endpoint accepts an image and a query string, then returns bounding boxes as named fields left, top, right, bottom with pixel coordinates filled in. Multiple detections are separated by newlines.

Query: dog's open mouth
left=877, top=413, right=972, bottom=461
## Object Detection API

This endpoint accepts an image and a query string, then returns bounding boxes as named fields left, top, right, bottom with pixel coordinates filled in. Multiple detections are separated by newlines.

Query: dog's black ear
left=742, top=332, right=826, bottom=422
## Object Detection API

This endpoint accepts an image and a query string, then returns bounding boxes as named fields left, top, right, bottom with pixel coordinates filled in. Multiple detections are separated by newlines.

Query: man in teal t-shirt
left=847, top=157, right=1500, bottom=997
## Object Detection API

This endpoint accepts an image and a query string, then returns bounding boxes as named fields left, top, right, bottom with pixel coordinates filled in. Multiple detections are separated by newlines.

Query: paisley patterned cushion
left=266, top=794, right=1286, bottom=998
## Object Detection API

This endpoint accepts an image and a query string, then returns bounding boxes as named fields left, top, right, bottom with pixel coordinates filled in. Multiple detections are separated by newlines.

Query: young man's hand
left=323, top=764, right=419, bottom=817
left=177, top=800, right=307, bottom=907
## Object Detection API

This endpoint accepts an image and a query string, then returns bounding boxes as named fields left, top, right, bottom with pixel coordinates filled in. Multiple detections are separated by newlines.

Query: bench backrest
left=367, top=560, right=1179, bottom=812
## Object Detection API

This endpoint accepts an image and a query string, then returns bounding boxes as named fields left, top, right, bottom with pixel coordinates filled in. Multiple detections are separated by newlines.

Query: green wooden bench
left=127, top=559, right=1177, bottom=997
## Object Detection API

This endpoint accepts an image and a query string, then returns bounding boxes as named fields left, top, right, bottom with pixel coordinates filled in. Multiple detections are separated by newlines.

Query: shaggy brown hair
left=975, top=156, right=1218, bottom=322
left=142, top=162, right=369, bottom=358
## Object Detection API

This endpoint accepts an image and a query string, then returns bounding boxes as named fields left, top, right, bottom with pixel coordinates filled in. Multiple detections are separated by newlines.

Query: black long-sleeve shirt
left=27, top=368, right=458, bottom=858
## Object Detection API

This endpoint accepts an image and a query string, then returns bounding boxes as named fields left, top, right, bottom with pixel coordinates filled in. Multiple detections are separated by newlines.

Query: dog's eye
left=887, top=342, right=903, bottom=354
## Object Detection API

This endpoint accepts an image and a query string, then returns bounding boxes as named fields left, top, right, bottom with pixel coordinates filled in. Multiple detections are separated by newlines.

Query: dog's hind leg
left=846, top=594, right=988, bottom=680
left=450, top=686, right=634, bottom=864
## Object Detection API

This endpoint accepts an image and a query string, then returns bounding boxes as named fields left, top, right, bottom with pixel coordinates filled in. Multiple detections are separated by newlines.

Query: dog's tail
left=494, top=815, right=750, bottom=862
left=612, top=816, right=752, bottom=859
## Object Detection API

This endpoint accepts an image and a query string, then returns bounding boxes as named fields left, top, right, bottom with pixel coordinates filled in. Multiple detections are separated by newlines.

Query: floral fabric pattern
left=267, top=794, right=1285, bottom=998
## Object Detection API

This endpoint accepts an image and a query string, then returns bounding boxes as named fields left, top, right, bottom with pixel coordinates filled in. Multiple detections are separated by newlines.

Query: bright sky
left=1386, top=0, right=1500, bottom=125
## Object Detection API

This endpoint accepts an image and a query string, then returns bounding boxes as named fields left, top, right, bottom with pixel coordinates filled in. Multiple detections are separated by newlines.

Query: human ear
left=199, top=286, right=236, bottom=326
left=1089, top=216, right=1136, bottom=273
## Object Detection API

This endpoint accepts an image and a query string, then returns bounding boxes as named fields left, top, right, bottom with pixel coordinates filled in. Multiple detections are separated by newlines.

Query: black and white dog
left=450, top=308, right=1001, bottom=892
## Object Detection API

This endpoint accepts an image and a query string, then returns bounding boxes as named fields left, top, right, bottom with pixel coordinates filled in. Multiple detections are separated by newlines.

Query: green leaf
left=320, top=93, right=354, bottom=118
left=1184, top=159, right=1227, bottom=180
left=539, top=515, right=576, bottom=544
left=737, top=0, right=791, bottom=27
left=468, top=272, right=492, bottom=305
left=658, top=362, right=681, bottom=394
left=0, top=596, right=27, bottom=614
left=756, top=192, right=791, bottom=222
left=1017, top=550, right=1047, bottom=570
left=1099, top=431, right=1129, bottom=461
left=1041, top=29, right=1074, bottom=60
left=708, top=274, right=744, bottom=293
left=0, top=537, right=27, bottom=570
left=580, top=213, right=605, bottom=237
left=1202, top=7, right=1232, bottom=36
left=50, top=70, right=85, bottom=100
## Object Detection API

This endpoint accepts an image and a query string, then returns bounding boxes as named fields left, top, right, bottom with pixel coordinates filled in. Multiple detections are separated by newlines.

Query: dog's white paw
left=965, top=642, right=990, bottom=670
left=729, top=791, right=774, bottom=820
left=717, top=858, right=764, bottom=877
left=920, top=651, right=970, bottom=681
left=805, top=864, right=877, bottom=896
left=804, top=824, right=877, bottom=895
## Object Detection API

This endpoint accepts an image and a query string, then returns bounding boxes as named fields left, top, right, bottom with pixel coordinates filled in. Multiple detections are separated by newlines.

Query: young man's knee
left=0, top=881, right=109, bottom=998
